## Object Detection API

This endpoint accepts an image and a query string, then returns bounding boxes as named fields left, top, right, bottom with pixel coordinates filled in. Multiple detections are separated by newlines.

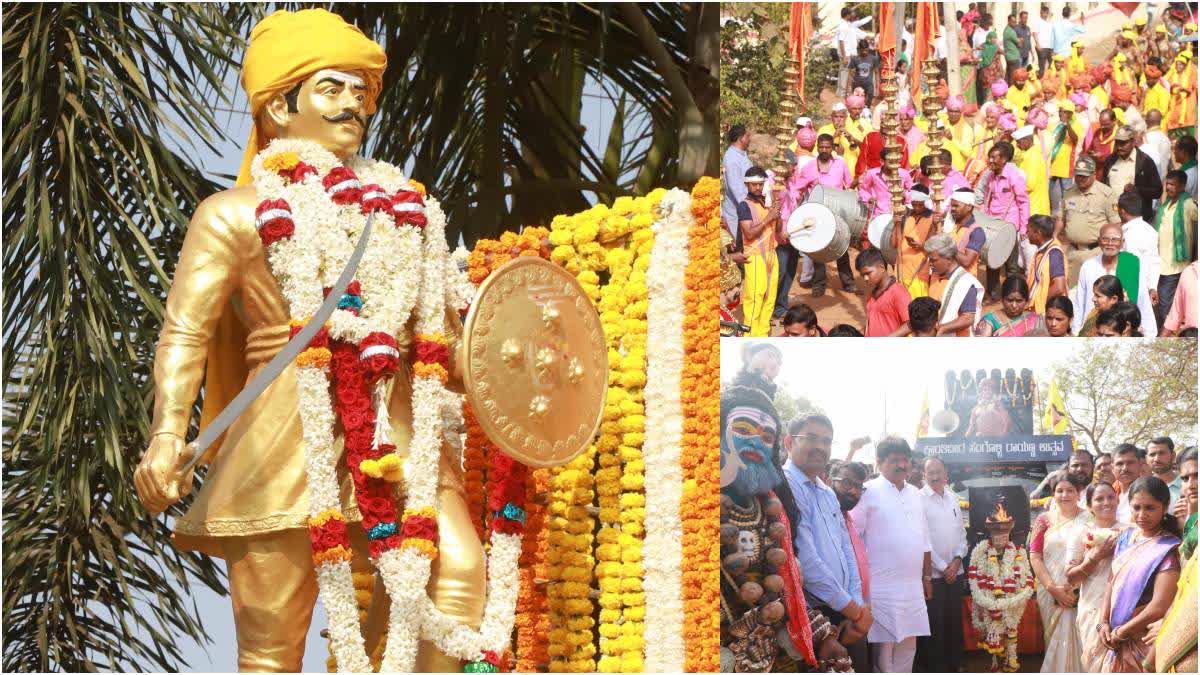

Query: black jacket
left=1101, top=148, right=1163, bottom=221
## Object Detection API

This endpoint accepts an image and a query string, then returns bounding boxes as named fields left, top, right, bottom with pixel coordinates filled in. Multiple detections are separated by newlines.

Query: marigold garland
left=515, top=468, right=551, bottom=671
left=546, top=450, right=597, bottom=672
left=463, top=403, right=491, bottom=540
left=680, top=176, right=721, bottom=672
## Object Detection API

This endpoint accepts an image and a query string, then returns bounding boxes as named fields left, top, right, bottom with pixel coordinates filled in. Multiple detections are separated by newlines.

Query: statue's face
left=275, top=69, right=369, bottom=158
left=721, top=405, right=782, bottom=498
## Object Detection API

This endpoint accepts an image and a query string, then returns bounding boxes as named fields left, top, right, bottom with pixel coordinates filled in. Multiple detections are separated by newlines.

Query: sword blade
left=184, top=211, right=377, bottom=470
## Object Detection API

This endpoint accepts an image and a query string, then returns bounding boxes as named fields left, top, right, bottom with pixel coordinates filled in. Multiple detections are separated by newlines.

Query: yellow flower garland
left=681, top=177, right=720, bottom=672
left=547, top=192, right=664, bottom=672
left=546, top=451, right=597, bottom=672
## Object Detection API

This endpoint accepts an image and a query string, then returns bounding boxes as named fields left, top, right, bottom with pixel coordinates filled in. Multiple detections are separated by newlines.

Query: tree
left=2, top=3, right=712, bottom=671
left=772, top=388, right=825, bottom=428
left=1052, top=340, right=1197, bottom=454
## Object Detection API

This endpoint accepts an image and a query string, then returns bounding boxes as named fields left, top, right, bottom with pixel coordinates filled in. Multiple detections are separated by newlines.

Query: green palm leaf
left=2, top=4, right=255, bottom=672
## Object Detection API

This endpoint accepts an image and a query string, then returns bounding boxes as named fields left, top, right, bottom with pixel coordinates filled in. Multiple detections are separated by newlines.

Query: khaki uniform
left=1061, top=181, right=1119, bottom=285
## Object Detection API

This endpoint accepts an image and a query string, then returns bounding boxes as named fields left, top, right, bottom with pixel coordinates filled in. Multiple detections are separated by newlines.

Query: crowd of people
left=722, top=344, right=1198, bottom=673
left=720, top=4, right=1198, bottom=338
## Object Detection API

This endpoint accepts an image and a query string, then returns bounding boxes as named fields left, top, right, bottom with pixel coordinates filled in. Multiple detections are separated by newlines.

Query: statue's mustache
left=323, top=111, right=365, bottom=128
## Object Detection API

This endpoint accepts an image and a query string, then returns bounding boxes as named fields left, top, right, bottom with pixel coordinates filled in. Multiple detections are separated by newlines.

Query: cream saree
left=1067, top=522, right=1122, bottom=672
left=1033, top=510, right=1090, bottom=673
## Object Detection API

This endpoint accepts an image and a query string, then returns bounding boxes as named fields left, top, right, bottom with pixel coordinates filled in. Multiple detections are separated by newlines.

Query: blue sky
left=160, top=38, right=627, bottom=675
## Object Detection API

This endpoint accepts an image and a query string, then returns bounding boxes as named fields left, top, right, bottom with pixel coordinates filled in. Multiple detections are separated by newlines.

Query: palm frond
left=2, top=4, right=257, bottom=672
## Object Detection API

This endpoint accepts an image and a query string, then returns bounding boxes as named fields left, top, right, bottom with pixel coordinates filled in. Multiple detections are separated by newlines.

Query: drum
left=867, top=214, right=897, bottom=265
left=974, top=212, right=1018, bottom=269
left=787, top=203, right=850, bottom=264
left=805, top=185, right=869, bottom=247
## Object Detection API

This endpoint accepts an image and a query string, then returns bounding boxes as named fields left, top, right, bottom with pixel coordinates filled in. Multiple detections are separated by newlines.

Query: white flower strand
left=295, top=365, right=371, bottom=672
left=253, top=140, right=525, bottom=672
left=641, top=189, right=690, bottom=672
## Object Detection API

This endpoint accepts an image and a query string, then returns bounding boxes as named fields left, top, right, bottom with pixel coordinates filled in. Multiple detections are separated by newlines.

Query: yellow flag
left=1043, top=379, right=1069, bottom=433
left=916, top=390, right=930, bottom=438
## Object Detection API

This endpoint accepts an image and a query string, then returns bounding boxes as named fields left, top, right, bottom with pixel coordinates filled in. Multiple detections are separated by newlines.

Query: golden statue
left=133, top=9, right=604, bottom=672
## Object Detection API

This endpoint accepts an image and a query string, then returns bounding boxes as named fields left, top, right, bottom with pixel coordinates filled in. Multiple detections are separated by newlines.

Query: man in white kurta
left=1117, top=191, right=1163, bottom=309
left=1070, top=223, right=1159, bottom=336
left=849, top=438, right=932, bottom=673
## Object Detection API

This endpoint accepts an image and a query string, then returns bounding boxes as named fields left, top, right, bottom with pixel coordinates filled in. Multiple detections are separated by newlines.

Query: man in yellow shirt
left=1141, top=64, right=1170, bottom=120
left=818, top=102, right=865, bottom=174
left=1005, top=68, right=1034, bottom=124
left=1048, top=100, right=1084, bottom=217
left=1014, top=125, right=1050, bottom=217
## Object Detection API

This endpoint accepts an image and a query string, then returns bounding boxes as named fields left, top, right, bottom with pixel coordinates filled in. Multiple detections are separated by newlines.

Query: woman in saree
left=1029, top=472, right=1091, bottom=672
left=974, top=275, right=1044, bottom=337
left=1148, top=447, right=1197, bottom=673
left=977, top=31, right=1003, bottom=107
left=959, top=24, right=979, bottom=106
left=1066, top=481, right=1123, bottom=672
left=1078, top=275, right=1125, bottom=337
left=1099, top=477, right=1183, bottom=673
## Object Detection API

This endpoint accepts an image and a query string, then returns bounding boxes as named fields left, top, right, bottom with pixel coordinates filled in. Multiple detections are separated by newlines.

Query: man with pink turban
left=900, top=104, right=926, bottom=155
left=847, top=94, right=871, bottom=128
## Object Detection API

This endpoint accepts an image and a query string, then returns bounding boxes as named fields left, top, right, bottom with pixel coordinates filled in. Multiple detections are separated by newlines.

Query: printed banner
left=915, top=434, right=1073, bottom=464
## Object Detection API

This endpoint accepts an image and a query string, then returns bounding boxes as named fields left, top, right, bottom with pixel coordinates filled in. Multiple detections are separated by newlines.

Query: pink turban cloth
left=1026, top=107, right=1049, bottom=130
left=846, top=94, right=866, bottom=108
left=999, top=112, right=1017, bottom=131
left=1069, top=92, right=1088, bottom=109
left=991, top=80, right=1009, bottom=97
left=796, top=127, right=817, bottom=150
left=900, top=103, right=916, bottom=119
left=946, top=95, right=965, bottom=112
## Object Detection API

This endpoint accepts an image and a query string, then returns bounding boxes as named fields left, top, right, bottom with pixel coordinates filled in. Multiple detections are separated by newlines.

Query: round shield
left=787, top=203, right=849, bottom=263
left=462, top=257, right=608, bottom=468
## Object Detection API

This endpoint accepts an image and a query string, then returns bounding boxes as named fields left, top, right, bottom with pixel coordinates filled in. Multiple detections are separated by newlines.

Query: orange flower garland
left=463, top=403, right=490, bottom=540
left=681, top=176, right=721, bottom=672
left=467, top=227, right=551, bottom=284
left=515, top=468, right=551, bottom=671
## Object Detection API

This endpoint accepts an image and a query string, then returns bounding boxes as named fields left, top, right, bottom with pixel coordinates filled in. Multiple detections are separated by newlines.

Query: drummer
left=975, top=140, right=1029, bottom=299
left=893, top=184, right=936, bottom=295
left=945, top=187, right=987, bottom=285
left=736, top=167, right=785, bottom=337
left=795, top=134, right=856, bottom=298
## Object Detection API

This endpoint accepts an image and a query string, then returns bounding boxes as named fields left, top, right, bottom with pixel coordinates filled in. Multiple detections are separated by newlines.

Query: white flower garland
left=968, top=539, right=1033, bottom=667
left=447, top=245, right=477, bottom=314
left=251, top=140, right=521, bottom=672
left=641, top=189, right=690, bottom=672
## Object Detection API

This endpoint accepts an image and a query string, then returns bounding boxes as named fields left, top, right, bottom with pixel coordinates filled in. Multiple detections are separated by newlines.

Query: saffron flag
left=916, top=389, right=930, bottom=438
left=789, top=2, right=814, bottom=102
left=878, top=3, right=897, bottom=72
left=912, top=2, right=942, bottom=101
left=1042, top=379, right=1069, bottom=434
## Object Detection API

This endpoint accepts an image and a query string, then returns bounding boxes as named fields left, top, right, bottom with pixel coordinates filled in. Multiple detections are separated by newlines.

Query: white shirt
left=1123, top=217, right=1163, bottom=291
left=1031, top=16, right=1053, bottom=47
left=1070, top=254, right=1160, bottom=336
left=1117, top=490, right=1131, bottom=523
left=972, top=29, right=988, bottom=50
left=849, top=475, right=932, bottom=643
left=839, top=16, right=872, bottom=59
left=934, top=33, right=947, bottom=60
left=1143, top=129, right=1173, bottom=180
left=920, top=484, right=969, bottom=577
left=1186, top=165, right=1198, bottom=199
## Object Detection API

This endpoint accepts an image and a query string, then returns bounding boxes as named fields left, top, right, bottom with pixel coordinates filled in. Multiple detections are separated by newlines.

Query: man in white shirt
left=1118, top=191, right=1163, bottom=308
left=849, top=437, right=932, bottom=673
left=915, top=457, right=967, bottom=674
left=1113, top=444, right=1143, bottom=523
left=838, top=8, right=872, bottom=96
left=1141, top=110, right=1172, bottom=181
left=1031, top=5, right=1054, bottom=76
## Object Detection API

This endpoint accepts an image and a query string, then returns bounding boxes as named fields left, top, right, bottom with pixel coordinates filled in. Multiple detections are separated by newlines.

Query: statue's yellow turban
left=236, top=9, right=387, bottom=185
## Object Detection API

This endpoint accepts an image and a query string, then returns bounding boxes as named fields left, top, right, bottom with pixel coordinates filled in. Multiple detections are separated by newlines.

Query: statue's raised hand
left=134, top=433, right=195, bottom=514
